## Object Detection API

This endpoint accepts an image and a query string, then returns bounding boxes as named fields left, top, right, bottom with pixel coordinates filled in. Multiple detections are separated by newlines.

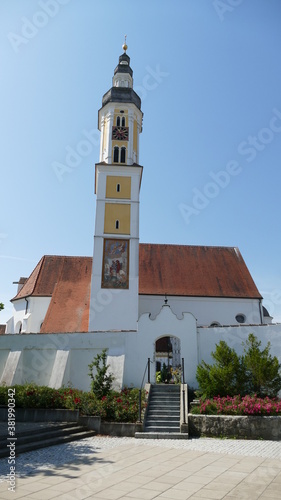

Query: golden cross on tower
left=122, top=35, right=128, bottom=53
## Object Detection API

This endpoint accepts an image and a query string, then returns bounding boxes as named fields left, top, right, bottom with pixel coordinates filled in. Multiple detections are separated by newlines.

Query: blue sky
left=1, top=0, right=281, bottom=323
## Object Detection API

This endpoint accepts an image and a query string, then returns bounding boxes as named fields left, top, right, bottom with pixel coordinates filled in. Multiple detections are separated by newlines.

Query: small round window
left=235, top=314, right=246, bottom=324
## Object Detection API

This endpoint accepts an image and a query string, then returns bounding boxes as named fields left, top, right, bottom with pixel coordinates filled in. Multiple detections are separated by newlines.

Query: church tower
left=89, top=40, right=143, bottom=332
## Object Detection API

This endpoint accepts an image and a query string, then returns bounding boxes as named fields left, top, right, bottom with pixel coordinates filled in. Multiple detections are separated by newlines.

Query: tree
left=88, top=349, right=114, bottom=399
left=0, top=303, right=4, bottom=312
left=242, top=334, right=281, bottom=398
left=196, top=334, right=281, bottom=399
left=196, top=341, right=247, bottom=398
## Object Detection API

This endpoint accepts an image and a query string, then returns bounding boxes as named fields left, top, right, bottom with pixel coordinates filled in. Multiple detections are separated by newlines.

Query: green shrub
left=88, top=349, right=114, bottom=398
left=243, top=334, right=281, bottom=398
left=196, top=334, right=281, bottom=399
left=0, top=385, right=7, bottom=405
left=161, top=363, right=172, bottom=383
left=196, top=341, right=246, bottom=398
left=100, top=388, right=144, bottom=422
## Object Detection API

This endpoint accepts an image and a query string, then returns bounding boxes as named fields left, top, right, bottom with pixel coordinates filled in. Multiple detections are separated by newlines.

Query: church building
left=1, top=43, right=277, bottom=391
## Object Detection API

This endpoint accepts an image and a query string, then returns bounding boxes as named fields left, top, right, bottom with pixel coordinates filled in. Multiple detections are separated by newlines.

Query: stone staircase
left=0, top=422, right=96, bottom=458
left=135, top=384, right=188, bottom=439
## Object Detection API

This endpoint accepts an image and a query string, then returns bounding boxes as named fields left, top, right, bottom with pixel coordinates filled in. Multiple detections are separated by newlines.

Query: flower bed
left=191, top=395, right=281, bottom=416
left=0, top=384, right=145, bottom=423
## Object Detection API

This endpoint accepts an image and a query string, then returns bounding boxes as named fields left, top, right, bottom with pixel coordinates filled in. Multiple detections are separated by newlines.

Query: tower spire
left=122, top=35, right=128, bottom=53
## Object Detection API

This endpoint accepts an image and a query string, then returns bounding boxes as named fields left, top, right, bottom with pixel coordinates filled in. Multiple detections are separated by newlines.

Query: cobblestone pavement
left=1, top=436, right=281, bottom=499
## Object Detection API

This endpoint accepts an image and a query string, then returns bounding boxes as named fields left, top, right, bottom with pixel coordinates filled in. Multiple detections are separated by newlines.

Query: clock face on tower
left=112, top=126, right=129, bottom=141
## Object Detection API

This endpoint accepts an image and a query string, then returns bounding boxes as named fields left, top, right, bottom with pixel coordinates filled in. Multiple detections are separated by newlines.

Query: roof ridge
left=40, top=254, right=92, bottom=259
left=11, top=256, right=45, bottom=301
left=31, top=255, right=46, bottom=296
left=140, top=242, right=239, bottom=250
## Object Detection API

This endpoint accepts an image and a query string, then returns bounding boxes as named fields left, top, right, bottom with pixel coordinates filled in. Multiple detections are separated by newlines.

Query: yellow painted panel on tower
left=104, top=203, right=131, bottom=234
left=106, top=176, right=131, bottom=199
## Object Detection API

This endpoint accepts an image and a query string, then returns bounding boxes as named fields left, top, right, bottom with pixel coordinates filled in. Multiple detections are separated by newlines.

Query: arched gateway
left=155, top=335, right=181, bottom=382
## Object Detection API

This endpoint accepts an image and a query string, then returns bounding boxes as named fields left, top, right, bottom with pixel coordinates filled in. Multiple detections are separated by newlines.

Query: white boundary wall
left=1, top=307, right=281, bottom=391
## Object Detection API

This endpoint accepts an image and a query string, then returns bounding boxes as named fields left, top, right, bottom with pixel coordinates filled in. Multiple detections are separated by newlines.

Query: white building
left=1, top=44, right=278, bottom=391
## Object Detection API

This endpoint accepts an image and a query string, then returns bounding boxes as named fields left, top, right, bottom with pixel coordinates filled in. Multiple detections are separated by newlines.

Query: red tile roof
left=40, top=257, right=92, bottom=333
left=11, top=244, right=261, bottom=333
left=139, top=244, right=261, bottom=299
left=11, top=256, right=66, bottom=300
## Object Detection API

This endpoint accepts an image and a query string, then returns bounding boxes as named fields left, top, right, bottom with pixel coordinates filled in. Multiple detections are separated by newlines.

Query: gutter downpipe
left=259, top=298, right=263, bottom=324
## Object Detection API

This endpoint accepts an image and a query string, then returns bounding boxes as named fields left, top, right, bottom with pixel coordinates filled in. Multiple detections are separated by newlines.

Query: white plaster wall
left=0, top=306, right=198, bottom=390
left=124, top=305, right=198, bottom=388
left=139, top=295, right=262, bottom=327
left=89, top=165, right=142, bottom=332
left=6, top=297, right=51, bottom=334
left=198, top=324, right=281, bottom=370
left=15, top=349, right=56, bottom=386
left=0, top=333, right=126, bottom=391
left=0, top=349, right=9, bottom=376
left=6, top=299, right=26, bottom=334
left=1, top=322, right=280, bottom=391
left=27, top=297, right=52, bottom=333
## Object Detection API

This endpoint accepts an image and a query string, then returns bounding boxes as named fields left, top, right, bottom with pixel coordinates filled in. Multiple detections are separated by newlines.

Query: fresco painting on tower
left=102, top=239, right=129, bottom=289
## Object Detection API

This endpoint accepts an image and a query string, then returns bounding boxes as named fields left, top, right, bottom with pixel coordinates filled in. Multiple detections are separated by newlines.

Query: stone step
left=149, top=397, right=180, bottom=403
left=151, top=391, right=179, bottom=394
left=144, top=426, right=181, bottom=433
left=146, top=422, right=180, bottom=427
left=149, top=401, right=180, bottom=406
left=151, top=385, right=180, bottom=391
left=135, top=432, right=188, bottom=440
left=149, top=406, right=179, bottom=411
left=0, top=422, right=78, bottom=443
left=0, top=424, right=96, bottom=458
left=143, top=384, right=184, bottom=437
left=147, top=411, right=180, bottom=416
left=150, top=392, right=180, bottom=396
left=146, top=415, right=180, bottom=422
left=149, top=399, right=180, bottom=405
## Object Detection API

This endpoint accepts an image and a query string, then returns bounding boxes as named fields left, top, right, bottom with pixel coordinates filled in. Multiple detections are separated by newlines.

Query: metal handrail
left=181, top=357, right=186, bottom=424
left=138, top=357, right=151, bottom=423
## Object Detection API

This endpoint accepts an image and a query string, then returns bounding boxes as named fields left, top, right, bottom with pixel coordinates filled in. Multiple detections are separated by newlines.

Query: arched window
left=116, top=116, right=120, bottom=126
left=113, top=146, right=119, bottom=163
left=120, top=147, right=126, bottom=163
left=116, top=183, right=121, bottom=192
left=16, top=321, right=22, bottom=334
left=115, top=220, right=119, bottom=230
left=121, top=117, right=126, bottom=127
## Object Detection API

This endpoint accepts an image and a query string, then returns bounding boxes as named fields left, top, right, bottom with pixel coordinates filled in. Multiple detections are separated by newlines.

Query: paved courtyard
left=1, top=436, right=281, bottom=499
